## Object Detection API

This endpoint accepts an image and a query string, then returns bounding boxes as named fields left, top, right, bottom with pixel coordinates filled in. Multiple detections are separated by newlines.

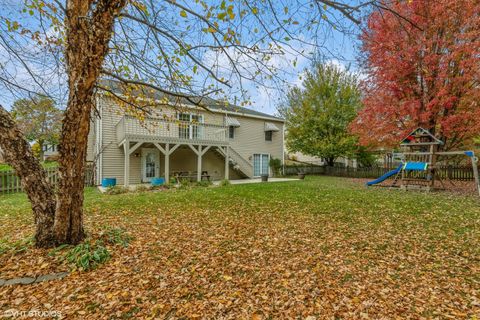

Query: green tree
left=11, top=97, right=62, bottom=160
left=281, top=63, right=361, bottom=166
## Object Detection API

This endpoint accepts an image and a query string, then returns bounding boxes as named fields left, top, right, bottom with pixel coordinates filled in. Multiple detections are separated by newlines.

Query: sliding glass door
left=253, top=153, right=269, bottom=177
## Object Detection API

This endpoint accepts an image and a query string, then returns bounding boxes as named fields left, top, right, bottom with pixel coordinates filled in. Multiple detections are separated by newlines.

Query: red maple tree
left=351, top=0, right=480, bottom=150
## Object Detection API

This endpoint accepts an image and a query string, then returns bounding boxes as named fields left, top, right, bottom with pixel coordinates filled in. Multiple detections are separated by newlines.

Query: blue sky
left=250, top=31, right=360, bottom=116
left=0, top=0, right=362, bottom=116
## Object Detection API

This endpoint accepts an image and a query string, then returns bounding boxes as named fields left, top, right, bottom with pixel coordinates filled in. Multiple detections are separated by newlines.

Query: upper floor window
left=264, top=122, right=279, bottom=142
left=265, top=130, right=273, bottom=141
left=178, top=113, right=203, bottom=139
left=225, top=117, right=240, bottom=139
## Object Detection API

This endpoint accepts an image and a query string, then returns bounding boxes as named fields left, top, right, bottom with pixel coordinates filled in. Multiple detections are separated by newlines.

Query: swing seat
left=403, top=162, right=428, bottom=171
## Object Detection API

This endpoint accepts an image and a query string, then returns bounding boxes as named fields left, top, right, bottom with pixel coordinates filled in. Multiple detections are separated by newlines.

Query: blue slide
left=366, top=164, right=403, bottom=186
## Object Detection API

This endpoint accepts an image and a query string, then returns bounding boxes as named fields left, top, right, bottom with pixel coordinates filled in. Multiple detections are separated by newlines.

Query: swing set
left=367, top=128, right=480, bottom=197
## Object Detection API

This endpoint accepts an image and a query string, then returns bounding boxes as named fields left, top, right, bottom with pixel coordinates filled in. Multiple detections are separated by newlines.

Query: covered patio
left=115, top=115, right=232, bottom=186
left=121, top=141, right=231, bottom=186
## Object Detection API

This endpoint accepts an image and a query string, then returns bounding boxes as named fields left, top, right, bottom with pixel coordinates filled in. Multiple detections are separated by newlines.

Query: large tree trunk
left=53, top=95, right=93, bottom=244
left=0, top=107, right=56, bottom=247
left=53, top=0, right=127, bottom=244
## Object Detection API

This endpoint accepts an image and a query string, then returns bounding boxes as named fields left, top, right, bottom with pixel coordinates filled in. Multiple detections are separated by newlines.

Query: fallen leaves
left=0, top=177, right=479, bottom=319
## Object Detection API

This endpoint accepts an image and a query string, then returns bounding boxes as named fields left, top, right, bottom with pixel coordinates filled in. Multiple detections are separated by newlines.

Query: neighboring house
left=289, top=152, right=326, bottom=165
left=42, top=144, right=59, bottom=161
left=87, top=88, right=285, bottom=187
left=287, top=151, right=358, bottom=168
left=0, top=144, right=58, bottom=162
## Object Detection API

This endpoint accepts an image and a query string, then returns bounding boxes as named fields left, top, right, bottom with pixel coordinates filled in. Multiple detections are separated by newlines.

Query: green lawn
left=0, top=176, right=479, bottom=319
left=0, top=161, right=58, bottom=172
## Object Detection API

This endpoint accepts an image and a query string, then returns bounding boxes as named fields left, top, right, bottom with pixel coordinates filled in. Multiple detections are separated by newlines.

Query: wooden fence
left=0, top=165, right=94, bottom=194
left=285, top=164, right=479, bottom=181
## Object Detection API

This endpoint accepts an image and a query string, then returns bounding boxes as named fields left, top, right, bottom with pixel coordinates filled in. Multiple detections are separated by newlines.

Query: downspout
left=94, top=97, right=99, bottom=185
left=95, top=96, right=103, bottom=185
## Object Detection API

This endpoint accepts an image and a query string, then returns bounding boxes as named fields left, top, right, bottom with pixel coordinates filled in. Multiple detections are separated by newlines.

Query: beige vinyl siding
left=228, top=115, right=284, bottom=175
left=99, top=97, right=127, bottom=184
left=86, top=118, right=96, bottom=162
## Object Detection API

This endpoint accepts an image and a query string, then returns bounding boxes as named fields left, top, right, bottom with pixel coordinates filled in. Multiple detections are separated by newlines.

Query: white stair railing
left=217, top=147, right=253, bottom=178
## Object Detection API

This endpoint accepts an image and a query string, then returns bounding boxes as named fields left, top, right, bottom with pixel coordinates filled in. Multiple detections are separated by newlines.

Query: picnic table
left=173, top=171, right=210, bottom=182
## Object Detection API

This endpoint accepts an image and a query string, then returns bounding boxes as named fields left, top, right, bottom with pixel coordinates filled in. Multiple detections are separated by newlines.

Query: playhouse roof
left=400, top=127, right=444, bottom=146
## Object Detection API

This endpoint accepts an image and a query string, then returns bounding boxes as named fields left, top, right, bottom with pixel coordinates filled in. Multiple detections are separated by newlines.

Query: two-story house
left=87, top=87, right=285, bottom=187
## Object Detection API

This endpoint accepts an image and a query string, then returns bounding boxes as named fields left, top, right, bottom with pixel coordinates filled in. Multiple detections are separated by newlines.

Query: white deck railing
left=115, top=115, right=228, bottom=145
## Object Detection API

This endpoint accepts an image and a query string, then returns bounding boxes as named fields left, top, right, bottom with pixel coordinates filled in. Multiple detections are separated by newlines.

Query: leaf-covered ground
left=1, top=176, right=479, bottom=319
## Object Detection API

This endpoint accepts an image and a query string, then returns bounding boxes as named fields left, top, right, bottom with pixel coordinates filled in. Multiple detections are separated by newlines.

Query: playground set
left=367, top=128, right=480, bottom=196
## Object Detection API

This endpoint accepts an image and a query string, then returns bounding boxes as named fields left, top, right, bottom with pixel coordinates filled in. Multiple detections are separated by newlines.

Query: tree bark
left=0, top=106, right=56, bottom=247
left=53, top=0, right=127, bottom=244
left=38, top=139, right=44, bottom=160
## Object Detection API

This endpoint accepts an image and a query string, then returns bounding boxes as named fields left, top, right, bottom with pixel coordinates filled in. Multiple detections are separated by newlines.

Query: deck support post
left=187, top=144, right=203, bottom=182
left=197, top=148, right=202, bottom=182
left=224, top=146, right=229, bottom=180
left=153, top=143, right=180, bottom=184
left=164, top=144, right=170, bottom=184
left=123, top=141, right=130, bottom=187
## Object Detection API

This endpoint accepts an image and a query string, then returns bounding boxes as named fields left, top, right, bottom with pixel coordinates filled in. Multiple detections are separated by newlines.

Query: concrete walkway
left=0, top=272, right=69, bottom=287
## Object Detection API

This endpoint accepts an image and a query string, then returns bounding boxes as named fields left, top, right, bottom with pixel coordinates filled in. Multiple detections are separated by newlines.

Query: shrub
left=135, top=185, right=150, bottom=192
left=64, top=241, right=110, bottom=271
left=269, top=157, right=283, bottom=176
left=219, top=179, right=231, bottom=187
left=48, top=243, right=71, bottom=258
left=195, top=180, right=212, bottom=187
left=151, top=183, right=173, bottom=190
left=178, top=178, right=192, bottom=189
left=100, top=227, right=133, bottom=248
left=0, top=237, right=34, bottom=255
left=105, top=186, right=128, bottom=195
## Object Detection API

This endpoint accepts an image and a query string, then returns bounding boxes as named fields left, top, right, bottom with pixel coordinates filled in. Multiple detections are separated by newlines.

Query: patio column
left=164, top=144, right=170, bottom=183
left=224, top=146, right=229, bottom=180
left=155, top=143, right=180, bottom=184
left=123, top=141, right=130, bottom=187
left=197, top=146, right=202, bottom=182
left=187, top=144, right=202, bottom=182
left=196, top=146, right=211, bottom=182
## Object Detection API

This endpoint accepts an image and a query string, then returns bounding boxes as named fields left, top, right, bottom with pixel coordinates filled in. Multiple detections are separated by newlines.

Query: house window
left=253, top=154, right=270, bottom=176
left=229, top=126, right=235, bottom=139
left=265, top=130, right=273, bottom=141
left=178, top=113, right=204, bottom=139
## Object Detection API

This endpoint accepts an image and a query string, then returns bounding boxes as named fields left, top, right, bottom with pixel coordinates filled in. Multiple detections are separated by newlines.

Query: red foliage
left=351, top=0, right=480, bottom=149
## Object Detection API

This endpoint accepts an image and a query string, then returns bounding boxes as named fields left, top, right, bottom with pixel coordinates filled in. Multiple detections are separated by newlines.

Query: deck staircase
left=214, top=146, right=253, bottom=178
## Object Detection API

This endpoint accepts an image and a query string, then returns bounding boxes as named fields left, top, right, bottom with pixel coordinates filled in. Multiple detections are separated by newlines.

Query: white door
left=141, top=148, right=160, bottom=182
left=253, top=153, right=270, bottom=177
